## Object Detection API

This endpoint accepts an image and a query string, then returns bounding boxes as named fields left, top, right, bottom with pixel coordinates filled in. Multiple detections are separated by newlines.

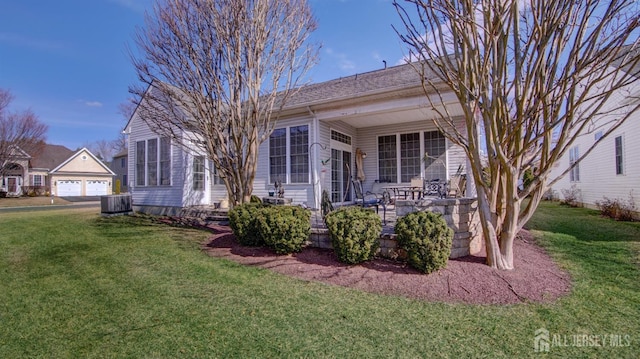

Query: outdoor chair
left=447, top=174, right=466, bottom=198
left=352, top=179, right=389, bottom=224
left=424, top=179, right=442, bottom=197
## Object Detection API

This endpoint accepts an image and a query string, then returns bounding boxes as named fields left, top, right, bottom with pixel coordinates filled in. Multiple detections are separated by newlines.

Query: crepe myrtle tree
left=0, top=88, right=48, bottom=178
left=394, top=0, right=640, bottom=269
left=130, top=0, right=319, bottom=206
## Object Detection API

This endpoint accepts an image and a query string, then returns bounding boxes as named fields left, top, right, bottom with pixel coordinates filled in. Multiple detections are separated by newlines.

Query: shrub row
left=230, top=203, right=453, bottom=273
left=596, top=195, right=637, bottom=222
left=229, top=203, right=311, bottom=254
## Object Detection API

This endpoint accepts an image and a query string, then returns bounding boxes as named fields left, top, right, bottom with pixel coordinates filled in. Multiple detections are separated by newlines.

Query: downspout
left=307, top=106, right=321, bottom=210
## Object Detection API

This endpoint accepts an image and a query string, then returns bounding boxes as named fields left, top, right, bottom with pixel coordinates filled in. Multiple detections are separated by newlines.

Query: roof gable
left=50, top=148, right=116, bottom=176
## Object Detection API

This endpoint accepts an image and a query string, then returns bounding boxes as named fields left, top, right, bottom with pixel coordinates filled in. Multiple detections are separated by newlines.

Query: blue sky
left=0, top=0, right=407, bottom=151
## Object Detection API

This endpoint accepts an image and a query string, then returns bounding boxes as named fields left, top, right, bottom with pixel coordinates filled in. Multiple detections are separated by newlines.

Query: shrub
left=250, top=195, right=262, bottom=203
left=561, top=184, right=582, bottom=207
left=325, top=206, right=381, bottom=264
left=395, top=211, right=453, bottom=274
left=257, top=206, right=311, bottom=254
left=596, top=192, right=637, bottom=221
left=228, top=203, right=266, bottom=246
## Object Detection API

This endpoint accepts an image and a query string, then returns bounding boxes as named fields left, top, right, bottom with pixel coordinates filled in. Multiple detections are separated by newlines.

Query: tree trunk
left=477, top=186, right=514, bottom=270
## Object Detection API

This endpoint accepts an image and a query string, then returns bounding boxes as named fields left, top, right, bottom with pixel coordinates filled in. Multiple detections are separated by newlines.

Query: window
left=30, top=175, right=43, bottom=187
left=400, top=133, right=421, bottom=182
left=136, top=141, right=145, bottom=186
left=160, top=137, right=171, bottom=185
left=424, top=130, right=447, bottom=181
left=569, top=146, right=580, bottom=182
left=290, top=125, right=309, bottom=183
left=615, top=136, right=624, bottom=175
left=147, top=138, right=158, bottom=186
left=377, top=131, right=447, bottom=183
left=135, top=137, right=171, bottom=186
left=120, top=157, right=126, bottom=168
left=193, top=156, right=205, bottom=191
left=594, top=131, right=603, bottom=142
left=123, top=175, right=128, bottom=186
left=378, top=135, right=397, bottom=182
left=270, top=128, right=287, bottom=183
left=269, top=125, right=309, bottom=183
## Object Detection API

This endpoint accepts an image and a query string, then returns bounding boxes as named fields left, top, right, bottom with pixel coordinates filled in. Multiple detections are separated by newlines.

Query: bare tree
left=83, top=139, right=119, bottom=162
left=130, top=0, right=319, bottom=206
left=0, top=88, right=48, bottom=177
left=394, top=0, right=640, bottom=269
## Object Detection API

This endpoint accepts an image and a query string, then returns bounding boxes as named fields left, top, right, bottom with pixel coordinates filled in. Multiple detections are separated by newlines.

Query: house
left=0, top=144, right=116, bottom=197
left=124, top=62, right=470, bottom=215
left=110, top=150, right=129, bottom=193
left=550, top=46, right=640, bottom=209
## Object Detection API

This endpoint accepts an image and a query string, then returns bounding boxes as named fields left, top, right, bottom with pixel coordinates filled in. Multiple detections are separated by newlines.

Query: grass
left=0, top=196, right=71, bottom=207
left=0, top=202, right=638, bottom=358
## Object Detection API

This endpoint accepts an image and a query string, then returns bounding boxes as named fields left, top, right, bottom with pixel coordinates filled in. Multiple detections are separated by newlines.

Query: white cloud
left=325, top=47, right=356, bottom=71
left=85, top=101, right=103, bottom=108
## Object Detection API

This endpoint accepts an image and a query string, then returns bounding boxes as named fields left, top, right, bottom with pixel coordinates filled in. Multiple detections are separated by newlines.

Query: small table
left=382, top=186, right=423, bottom=200
left=262, top=196, right=292, bottom=205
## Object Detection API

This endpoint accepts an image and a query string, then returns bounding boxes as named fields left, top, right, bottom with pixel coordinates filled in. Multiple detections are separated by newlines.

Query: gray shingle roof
left=284, top=62, right=423, bottom=108
left=30, top=144, right=74, bottom=170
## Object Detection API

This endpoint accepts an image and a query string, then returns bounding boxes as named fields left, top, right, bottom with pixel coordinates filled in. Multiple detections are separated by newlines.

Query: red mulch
left=201, top=225, right=571, bottom=305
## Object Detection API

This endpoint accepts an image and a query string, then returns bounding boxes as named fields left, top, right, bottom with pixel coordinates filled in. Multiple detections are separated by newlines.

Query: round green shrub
left=257, top=206, right=311, bottom=254
left=325, top=206, right=382, bottom=264
left=228, top=203, right=266, bottom=246
left=394, top=211, right=453, bottom=274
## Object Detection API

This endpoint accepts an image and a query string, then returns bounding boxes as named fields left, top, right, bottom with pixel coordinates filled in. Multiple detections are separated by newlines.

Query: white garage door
left=86, top=180, right=108, bottom=196
left=57, top=180, right=82, bottom=196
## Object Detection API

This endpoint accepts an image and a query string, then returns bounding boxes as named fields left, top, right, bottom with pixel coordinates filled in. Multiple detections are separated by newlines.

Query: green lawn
left=0, top=203, right=638, bottom=358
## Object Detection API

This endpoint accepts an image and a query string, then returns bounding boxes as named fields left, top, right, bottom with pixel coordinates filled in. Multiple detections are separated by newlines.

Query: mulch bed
left=200, top=224, right=571, bottom=305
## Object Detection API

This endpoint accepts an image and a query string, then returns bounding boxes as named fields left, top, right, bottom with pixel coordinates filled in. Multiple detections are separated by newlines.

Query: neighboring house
left=124, top=62, right=470, bottom=215
left=110, top=150, right=129, bottom=193
left=550, top=46, right=640, bottom=209
left=0, top=144, right=115, bottom=197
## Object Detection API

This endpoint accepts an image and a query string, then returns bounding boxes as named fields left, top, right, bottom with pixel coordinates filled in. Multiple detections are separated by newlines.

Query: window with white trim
left=400, top=133, right=421, bottom=182
left=136, top=141, right=145, bottom=186
left=569, top=146, right=580, bottom=182
left=193, top=156, right=205, bottom=191
left=424, top=130, right=447, bottom=181
left=377, top=130, right=447, bottom=183
left=269, top=124, right=309, bottom=184
left=135, top=137, right=171, bottom=186
left=615, top=136, right=624, bottom=175
left=378, top=135, right=397, bottom=182
left=30, top=174, right=43, bottom=187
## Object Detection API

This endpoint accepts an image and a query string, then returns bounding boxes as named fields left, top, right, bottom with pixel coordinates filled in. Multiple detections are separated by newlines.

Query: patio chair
left=352, top=179, right=389, bottom=224
left=447, top=174, right=466, bottom=198
left=424, top=179, right=442, bottom=197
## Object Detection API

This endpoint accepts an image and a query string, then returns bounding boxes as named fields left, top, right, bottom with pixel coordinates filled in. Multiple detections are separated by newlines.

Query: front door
left=7, top=177, right=20, bottom=196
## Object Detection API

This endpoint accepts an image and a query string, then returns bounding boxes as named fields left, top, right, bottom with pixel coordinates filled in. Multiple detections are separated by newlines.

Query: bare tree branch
left=394, top=0, right=640, bottom=270
left=129, top=0, right=319, bottom=206
left=0, top=88, right=48, bottom=177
